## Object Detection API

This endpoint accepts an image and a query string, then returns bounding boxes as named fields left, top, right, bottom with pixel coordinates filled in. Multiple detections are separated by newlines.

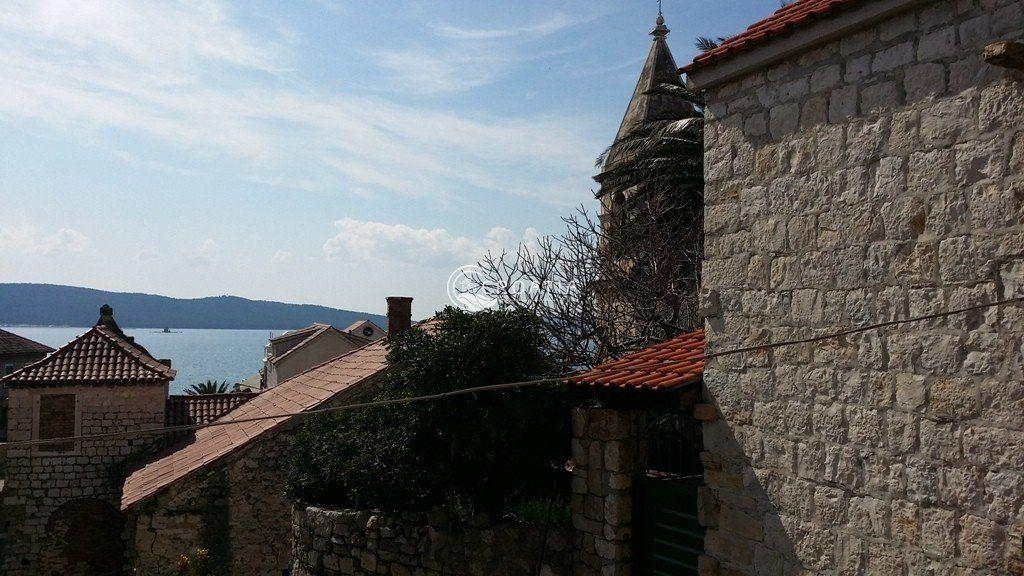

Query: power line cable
left=704, top=295, right=1023, bottom=360
left=0, top=295, right=1020, bottom=450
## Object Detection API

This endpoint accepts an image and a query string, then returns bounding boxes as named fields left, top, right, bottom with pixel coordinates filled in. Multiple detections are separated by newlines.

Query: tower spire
left=651, top=6, right=669, bottom=38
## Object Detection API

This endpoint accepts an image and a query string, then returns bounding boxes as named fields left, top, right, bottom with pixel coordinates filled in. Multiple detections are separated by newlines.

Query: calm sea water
left=3, top=326, right=284, bottom=395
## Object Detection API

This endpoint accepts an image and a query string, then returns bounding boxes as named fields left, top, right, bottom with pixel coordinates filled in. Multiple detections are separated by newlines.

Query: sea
left=3, top=327, right=284, bottom=396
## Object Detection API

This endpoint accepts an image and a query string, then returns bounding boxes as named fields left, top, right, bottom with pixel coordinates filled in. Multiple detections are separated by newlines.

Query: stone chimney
left=386, top=297, right=413, bottom=335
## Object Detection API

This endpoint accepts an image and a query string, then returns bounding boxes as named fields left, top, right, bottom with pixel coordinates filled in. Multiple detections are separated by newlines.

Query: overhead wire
left=0, top=295, right=1020, bottom=450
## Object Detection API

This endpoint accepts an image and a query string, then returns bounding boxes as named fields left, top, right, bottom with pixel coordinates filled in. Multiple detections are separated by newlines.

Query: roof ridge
left=2, top=324, right=174, bottom=385
left=681, top=0, right=863, bottom=74
left=92, top=325, right=175, bottom=378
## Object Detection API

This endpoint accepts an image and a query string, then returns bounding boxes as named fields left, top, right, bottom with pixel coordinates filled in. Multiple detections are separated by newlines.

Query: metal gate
left=634, top=412, right=705, bottom=576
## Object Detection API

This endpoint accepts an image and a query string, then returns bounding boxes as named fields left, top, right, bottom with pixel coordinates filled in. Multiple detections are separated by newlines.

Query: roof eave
left=682, top=0, right=928, bottom=90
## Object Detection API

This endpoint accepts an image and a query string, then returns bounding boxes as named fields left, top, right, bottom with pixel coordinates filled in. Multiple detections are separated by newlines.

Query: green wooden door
left=635, top=475, right=704, bottom=575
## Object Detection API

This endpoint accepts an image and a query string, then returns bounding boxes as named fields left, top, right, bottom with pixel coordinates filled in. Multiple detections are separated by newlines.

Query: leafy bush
left=175, top=549, right=213, bottom=576
left=286, top=307, right=570, bottom=514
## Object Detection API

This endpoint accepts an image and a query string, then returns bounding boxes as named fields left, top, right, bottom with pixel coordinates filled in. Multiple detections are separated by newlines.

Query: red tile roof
left=121, top=340, right=389, bottom=510
left=1, top=325, right=175, bottom=386
left=165, top=392, right=259, bottom=426
left=567, top=330, right=705, bottom=391
left=0, top=328, right=54, bottom=356
left=681, top=0, right=863, bottom=74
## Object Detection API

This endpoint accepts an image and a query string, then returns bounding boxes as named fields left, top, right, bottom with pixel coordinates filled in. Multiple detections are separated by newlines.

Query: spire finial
left=651, top=3, right=669, bottom=38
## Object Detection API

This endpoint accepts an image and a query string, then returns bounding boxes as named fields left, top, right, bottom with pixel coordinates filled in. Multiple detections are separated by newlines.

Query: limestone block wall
left=570, top=407, right=646, bottom=576
left=291, top=506, right=572, bottom=576
left=128, top=430, right=294, bottom=576
left=0, top=383, right=168, bottom=575
left=699, top=1, right=1024, bottom=574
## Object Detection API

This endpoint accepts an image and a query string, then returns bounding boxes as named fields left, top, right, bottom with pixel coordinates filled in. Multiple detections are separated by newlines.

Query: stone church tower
left=0, top=305, right=174, bottom=576
left=594, top=12, right=697, bottom=219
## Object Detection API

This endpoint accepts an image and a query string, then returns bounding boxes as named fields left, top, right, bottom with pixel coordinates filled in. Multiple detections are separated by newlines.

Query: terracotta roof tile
left=0, top=328, right=54, bottom=356
left=165, top=392, right=258, bottom=426
left=681, top=0, right=863, bottom=74
left=567, top=329, right=705, bottom=391
left=121, top=340, right=389, bottom=510
left=1, top=325, right=174, bottom=386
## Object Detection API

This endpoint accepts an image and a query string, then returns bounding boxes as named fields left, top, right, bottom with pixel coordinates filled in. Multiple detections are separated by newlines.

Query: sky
left=0, top=0, right=777, bottom=317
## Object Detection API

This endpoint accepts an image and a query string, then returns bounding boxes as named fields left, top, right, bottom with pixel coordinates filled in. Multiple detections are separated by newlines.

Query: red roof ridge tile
left=567, top=329, right=705, bottom=391
left=681, top=0, right=863, bottom=74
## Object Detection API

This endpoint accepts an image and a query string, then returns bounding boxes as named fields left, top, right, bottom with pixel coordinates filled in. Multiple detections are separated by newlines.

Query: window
left=362, top=326, right=375, bottom=338
left=3, top=363, right=13, bottom=376
left=38, top=393, right=76, bottom=453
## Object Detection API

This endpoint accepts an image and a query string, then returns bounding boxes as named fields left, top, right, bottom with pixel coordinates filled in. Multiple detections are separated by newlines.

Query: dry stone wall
left=292, top=505, right=572, bottom=576
left=699, top=0, right=1024, bottom=574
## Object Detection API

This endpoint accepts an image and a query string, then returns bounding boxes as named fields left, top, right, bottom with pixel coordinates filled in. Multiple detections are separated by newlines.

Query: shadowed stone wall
left=699, top=0, right=1024, bottom=574
left=291, top=506, right=572, bottom=576
left=128, top=430, right=294, bottom=576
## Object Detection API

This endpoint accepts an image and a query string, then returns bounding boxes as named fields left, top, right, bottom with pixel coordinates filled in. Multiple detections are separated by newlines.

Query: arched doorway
left=39, top=498, right=126, bottom=576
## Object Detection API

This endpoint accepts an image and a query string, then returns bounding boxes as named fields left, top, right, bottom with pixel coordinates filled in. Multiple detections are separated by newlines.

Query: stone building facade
left=291, top=506, right=572, bottom=576
left=685, top=0, right=1024, bottom=573
left=0, top=306, right=174, bottom=576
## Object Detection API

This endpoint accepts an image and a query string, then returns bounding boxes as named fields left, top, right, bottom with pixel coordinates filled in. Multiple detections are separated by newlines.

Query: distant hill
left=0, top=283, right=387, bottom=330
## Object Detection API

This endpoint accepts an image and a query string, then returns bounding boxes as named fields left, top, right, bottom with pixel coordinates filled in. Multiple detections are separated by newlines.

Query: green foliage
left=287, top=307, right=570, bottom=514
left=175, top=549, right=213, bottom=576
left=185, top=379, right=230, bottom=395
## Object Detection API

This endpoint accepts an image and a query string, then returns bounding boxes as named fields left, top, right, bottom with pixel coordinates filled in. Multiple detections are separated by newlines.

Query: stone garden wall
left=291, top=506, right=572, bottom=576
left=698, top=0, right=1024, bottom=574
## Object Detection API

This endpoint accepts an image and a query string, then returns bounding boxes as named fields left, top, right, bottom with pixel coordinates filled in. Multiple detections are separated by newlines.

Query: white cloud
left=0, top=224, right=91, bottom=255
left=33, top=228, right=92, bottom=254
left=0, top=0, right=285, bottom=74
left=432, top=13, right=586, bottom=40
left=186, top=238, right=217, bottom=267
left=0, top=0, right=601, bottom=206
left=367, top=48, right=506, bottom=96
left=323, top=218, right=538, bottom=267
left=271, top=250, right=292, bottom=263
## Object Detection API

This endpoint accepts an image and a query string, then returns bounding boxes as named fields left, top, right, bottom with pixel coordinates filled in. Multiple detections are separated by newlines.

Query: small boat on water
left=154, top=327, right=180, bottom=333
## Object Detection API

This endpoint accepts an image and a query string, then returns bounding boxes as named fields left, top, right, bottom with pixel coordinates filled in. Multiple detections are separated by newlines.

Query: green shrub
left=286, top=307, right=570, bottom=514
left=175, top=549, right=213, bottom=576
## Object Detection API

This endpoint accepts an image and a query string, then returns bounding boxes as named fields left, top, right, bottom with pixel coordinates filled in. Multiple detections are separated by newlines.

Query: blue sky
left=0, top=0, right=775, bottom=316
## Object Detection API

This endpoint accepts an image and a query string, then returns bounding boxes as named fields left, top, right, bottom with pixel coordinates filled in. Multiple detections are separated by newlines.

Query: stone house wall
left=128, top=428, right=294, bottom=576
left=291, top=505, right=573, bottom=576
left=698, top=1, right=1024, bottom=574
left=0, top=383, right=168, bottom=575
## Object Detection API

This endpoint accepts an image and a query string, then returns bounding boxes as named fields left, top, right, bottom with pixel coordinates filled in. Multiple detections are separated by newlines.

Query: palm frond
left=694, top=36, right=722, bottom=52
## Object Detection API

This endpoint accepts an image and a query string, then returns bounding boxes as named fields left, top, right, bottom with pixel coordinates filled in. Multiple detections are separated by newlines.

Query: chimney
left=98, top=304, right=114, bottom=326
left=386, top=297, right=413, bottom=335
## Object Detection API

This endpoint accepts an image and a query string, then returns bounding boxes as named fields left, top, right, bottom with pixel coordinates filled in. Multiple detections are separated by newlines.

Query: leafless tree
left=468, top=84, right=704, bottom=373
